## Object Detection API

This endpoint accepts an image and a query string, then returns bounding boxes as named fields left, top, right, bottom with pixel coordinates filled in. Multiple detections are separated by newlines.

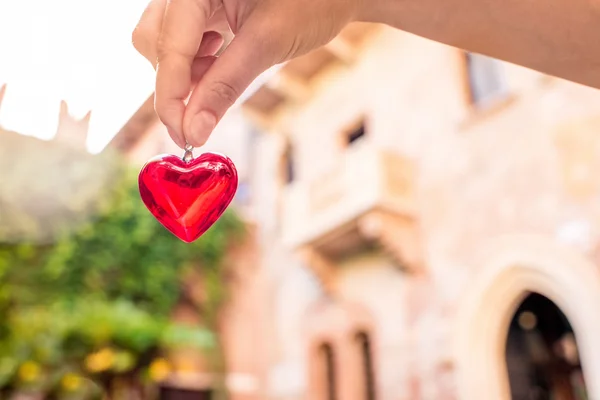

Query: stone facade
left=123, top=23, right=600, bottom=400
left=0, top=88, right=117, bottom=243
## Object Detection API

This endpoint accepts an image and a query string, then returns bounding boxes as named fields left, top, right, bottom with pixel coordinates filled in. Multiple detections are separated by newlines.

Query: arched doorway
left=455, top=235, right=600, bottom=400
left=505, top=292, right=588, bottom=400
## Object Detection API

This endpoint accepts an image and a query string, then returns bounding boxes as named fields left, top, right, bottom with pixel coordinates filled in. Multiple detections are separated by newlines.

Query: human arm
left=132, top=0, right=600, bottom=148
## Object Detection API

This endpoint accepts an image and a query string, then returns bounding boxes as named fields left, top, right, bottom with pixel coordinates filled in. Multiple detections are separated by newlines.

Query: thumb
left=183, top=20, right=281, bottom=146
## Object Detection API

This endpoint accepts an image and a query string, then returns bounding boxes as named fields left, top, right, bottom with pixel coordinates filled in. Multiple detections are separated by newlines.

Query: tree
left=0, top=164, right=244, bottom=399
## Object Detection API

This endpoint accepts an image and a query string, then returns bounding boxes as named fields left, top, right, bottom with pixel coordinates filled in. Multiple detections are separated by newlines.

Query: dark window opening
left=346, top=123, right=366, bottom=145
left=356, top=332, right=376, bottom=400
left=319, top=343, right=337, bottom=400
left=466, top=52, right=507, bottom=107
left=505, top=292, right=588, bottom=400
left=281, top=144, right=295, bottom=184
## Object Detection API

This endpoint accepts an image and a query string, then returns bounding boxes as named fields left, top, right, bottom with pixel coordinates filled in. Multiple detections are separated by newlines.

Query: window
left=346, top=123, right=366, bottom=145
left=318, top=343, right=337, bottom=400
left=341, top=120, right=367, bottom=147
left=465, top=52, right=507, bottom=107
left=281, top=143, right=295, bottom=184
left=234, top=181, right=251, bottom=206
left=356, top=332, right=376, bottom=400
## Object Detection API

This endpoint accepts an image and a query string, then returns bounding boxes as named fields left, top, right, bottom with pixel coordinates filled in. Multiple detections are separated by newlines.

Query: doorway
left=505, top=292, right=588, bottom=400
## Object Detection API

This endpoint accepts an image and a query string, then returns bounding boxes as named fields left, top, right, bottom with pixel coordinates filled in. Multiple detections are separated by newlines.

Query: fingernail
left=199, top=32, right=224, bottom=56
left=190, top=110, right=217, bottom=144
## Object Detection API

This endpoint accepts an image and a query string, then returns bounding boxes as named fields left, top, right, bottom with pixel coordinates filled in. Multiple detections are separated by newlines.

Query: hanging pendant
left=138, top=144, right=238, bottom=243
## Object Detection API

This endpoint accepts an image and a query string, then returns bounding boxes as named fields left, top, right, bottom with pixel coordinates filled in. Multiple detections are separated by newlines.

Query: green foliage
left=0, top=164, right=244, bottom=398
left=41, top=167, right=243, bottom=316
left=0, top=299, right=215, bottom=380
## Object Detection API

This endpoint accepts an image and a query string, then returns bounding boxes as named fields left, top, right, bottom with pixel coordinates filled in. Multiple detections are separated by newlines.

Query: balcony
left=281, top=142, right=420, bottom=267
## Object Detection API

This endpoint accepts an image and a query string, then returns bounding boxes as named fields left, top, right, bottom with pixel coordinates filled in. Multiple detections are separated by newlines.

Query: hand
left=133, top=0, right=365, bottom=148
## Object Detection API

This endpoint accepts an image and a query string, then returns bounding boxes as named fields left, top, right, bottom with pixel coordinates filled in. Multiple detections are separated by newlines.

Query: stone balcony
left=281, top=142, right=423, bottom=274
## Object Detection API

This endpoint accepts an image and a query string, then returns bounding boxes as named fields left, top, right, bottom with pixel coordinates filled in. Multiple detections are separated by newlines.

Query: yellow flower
left=85, top=348, right=115, bottom=373
left=175, top=359, right=196, bottom=373
left=149, top=358, right=171, bottom=382
left=18, top=361, right=40, bottom=382
left=61, top=373, right=82, bottom=392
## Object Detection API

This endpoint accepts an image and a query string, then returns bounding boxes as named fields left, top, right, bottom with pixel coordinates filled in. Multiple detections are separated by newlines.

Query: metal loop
left=183, top=143, right=194, bottom=162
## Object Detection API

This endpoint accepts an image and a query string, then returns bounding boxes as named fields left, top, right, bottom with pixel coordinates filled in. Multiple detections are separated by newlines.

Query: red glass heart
left=138, top=152, right=238, bottom=243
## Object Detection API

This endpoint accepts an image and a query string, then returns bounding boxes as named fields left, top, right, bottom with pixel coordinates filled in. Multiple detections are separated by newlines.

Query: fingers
left=183, top=18, right=279, bottom=146
left=133, top=0, right=353, bottom=149
left=133, top=2, right=222, bottom=69
left=133, top=0, right=225, bottom=149
left=191, top=56, right=217, bottom=86
left=132, top=0, right=167, bottom=68
left=155, top=0, right=220, bottom=148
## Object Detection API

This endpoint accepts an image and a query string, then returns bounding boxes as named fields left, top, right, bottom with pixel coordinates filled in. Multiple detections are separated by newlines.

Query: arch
left=454, top=234, right=600, bottom=400
left=505, top=292, right=587, bottom=397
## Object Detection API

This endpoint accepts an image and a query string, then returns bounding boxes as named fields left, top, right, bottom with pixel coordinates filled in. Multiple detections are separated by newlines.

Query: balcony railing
left=281, top=142, right=415, bottom=251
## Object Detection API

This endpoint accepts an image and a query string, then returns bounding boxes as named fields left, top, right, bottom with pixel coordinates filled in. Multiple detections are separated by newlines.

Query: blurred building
left=119, top=22, right=600, bottom=400
left=0, top=84, right=117, bottom=243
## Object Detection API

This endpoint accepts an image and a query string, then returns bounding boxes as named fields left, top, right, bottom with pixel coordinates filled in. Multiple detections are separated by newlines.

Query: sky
left=0, top=0, right=280, bottom=154
left=0, top=0, right=159, bottom=153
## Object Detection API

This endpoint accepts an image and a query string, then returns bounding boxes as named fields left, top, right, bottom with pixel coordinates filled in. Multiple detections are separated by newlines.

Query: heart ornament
left=138, top=151, right=238, bottom=243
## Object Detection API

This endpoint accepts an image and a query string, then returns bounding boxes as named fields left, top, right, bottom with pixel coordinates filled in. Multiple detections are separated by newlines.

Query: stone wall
left=0, top=128, right=119, bottom=243
left=251, top=26, right=600, bottom=400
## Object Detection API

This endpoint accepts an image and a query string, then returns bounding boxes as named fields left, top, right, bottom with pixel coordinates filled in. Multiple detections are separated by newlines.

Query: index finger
left=155, top=0, right=219, bottom=147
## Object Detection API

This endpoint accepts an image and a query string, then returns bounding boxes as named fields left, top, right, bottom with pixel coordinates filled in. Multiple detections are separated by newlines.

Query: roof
left=105, top=93, right=158, bottom=153
left=241, top=22, right=381, bottom=128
